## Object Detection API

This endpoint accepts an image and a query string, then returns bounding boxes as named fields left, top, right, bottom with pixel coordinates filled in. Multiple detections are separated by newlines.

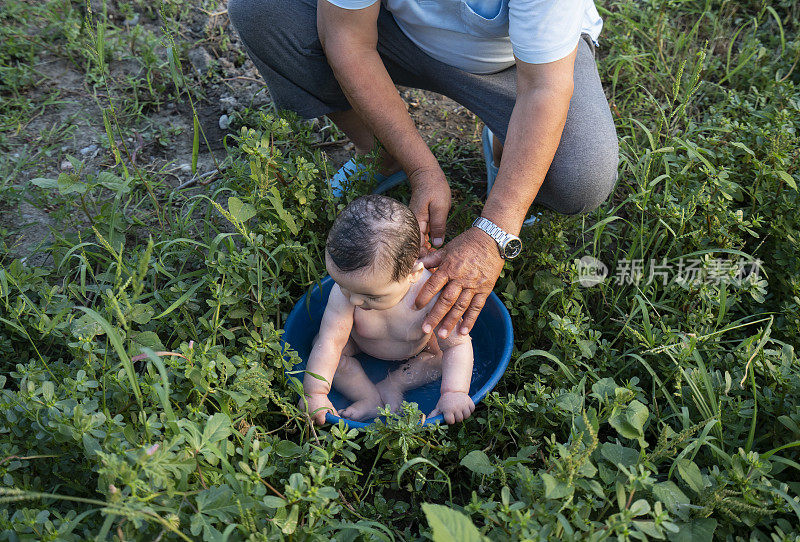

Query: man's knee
left=545, top=137, right=619, bottom=215
left=575, top=139, right=619, bottom=214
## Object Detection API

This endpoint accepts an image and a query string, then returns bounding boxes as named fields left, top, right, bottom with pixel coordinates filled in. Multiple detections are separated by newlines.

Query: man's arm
left=317, top=1, right=451, bottom=244
left=481, top=51, right=576, bottom=234
left=416, top=48, right=578, bottom=337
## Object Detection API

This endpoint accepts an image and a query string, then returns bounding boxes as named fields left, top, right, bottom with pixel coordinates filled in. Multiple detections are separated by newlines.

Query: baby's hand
left=299, top=393, right=338, bottom=425
left=429, top=391, right=475, bottom=425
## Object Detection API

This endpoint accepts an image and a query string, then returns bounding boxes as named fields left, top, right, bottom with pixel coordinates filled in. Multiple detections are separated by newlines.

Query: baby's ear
left=410, top=260, right=425, bottom=282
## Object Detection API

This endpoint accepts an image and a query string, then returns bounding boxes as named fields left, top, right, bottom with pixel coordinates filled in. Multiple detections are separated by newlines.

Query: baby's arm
left=300, top=286, right=354, bottom=424
left=429, top=330, right=475, bottom=424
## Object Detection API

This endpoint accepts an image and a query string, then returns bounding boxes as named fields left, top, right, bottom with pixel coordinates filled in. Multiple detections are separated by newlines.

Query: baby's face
left=326, top=253, right=413, bottom=311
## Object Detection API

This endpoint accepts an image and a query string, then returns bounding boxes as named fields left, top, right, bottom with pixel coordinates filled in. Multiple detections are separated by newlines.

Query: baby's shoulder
left=326, top=283, right=354, bottom=312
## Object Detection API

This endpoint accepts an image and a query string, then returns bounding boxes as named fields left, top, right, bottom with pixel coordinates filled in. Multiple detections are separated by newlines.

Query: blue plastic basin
left=282, top=275, right=513, bottom=427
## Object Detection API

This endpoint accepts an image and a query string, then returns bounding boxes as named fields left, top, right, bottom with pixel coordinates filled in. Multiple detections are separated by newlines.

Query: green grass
left=0, top=0, right=799, bottom=540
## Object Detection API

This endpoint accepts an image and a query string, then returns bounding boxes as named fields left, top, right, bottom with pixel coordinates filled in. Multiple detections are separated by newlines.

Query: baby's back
left=350, top=270, right=435, bottom=361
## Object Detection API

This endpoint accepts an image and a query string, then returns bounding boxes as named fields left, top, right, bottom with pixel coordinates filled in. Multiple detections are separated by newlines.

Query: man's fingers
left=436, top=289, right=474, bottom=339
left=458, top=293, right=489, bottom=335
left=444, top=411, right=455, bottom=425
left=429, top=408, right=440, bottom=418
left=422, top=282, right=462, bottom=333
left=415, top=267, right=449, bottom=309
left=429, top=200, right=449, bottom=247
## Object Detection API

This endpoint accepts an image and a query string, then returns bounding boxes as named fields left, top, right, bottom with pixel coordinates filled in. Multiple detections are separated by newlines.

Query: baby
left=299, top=195, right=475, bottom=425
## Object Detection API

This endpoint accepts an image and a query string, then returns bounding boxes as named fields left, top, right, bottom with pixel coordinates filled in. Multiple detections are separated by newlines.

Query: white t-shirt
left=325, top=0, right=603, bottom=74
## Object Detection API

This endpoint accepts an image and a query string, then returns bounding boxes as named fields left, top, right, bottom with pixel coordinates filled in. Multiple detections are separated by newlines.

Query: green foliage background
left=1, top=0, right=799, bottom=540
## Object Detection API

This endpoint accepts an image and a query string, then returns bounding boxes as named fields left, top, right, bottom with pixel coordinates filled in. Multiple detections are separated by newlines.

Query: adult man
left=228, top=0, right=619, bottom=339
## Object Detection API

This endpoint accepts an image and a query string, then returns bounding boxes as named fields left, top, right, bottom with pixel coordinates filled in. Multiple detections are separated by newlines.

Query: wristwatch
left=472, top=217, right=522, bottom=260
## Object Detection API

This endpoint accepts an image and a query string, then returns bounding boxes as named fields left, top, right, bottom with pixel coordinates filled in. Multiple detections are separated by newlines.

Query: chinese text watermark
left=575, top=256, right=764, bottom=287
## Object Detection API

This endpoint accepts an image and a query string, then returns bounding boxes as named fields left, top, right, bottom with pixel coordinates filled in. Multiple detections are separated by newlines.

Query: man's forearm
left=324, top=46, right=438, bottom=177
left=482, top=86, right=573, bottom=235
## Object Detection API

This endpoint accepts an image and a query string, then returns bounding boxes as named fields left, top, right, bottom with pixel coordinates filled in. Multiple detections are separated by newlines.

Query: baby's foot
left=376, top=379, right=405, bottom=414
left=339, top=394, right=384, bottom=421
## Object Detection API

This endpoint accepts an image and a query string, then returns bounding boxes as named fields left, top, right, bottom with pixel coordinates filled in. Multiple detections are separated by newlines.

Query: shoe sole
left=330, top=157, right=408, bottom=197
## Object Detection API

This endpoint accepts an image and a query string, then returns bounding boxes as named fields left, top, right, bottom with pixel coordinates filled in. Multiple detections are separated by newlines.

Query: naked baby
left=300, top=194, right=475, bottom=425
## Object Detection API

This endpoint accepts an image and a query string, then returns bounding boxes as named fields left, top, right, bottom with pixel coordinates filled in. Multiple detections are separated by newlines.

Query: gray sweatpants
left=227, top=0, right=619, bottom=215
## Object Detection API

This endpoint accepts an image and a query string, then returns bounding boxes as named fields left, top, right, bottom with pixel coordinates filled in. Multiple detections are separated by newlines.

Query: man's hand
left=408, top=166, right=451, bottom=253
left=299, top=393, right=338, bottom=426
left=415, top=227, right=504, bottom=338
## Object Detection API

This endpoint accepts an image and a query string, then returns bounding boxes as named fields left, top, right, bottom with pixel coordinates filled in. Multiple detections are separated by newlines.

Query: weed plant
left=0, top=0, right=799, bottom=540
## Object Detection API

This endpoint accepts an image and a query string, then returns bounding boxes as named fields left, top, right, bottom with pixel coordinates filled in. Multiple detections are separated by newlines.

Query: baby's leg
left=376, top=338, right=444, bottom=413
left=333, top=339, right=385, bottom=421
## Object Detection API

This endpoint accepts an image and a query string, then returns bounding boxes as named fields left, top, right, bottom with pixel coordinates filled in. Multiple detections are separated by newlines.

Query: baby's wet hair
left=326, top=194, right=420, bottom=282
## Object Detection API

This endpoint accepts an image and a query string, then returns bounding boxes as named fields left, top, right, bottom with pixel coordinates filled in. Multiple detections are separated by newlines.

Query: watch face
left=504, top=238, right=522, bottom=259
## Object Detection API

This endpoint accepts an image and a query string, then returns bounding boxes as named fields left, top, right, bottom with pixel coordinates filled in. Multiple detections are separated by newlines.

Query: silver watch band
left=472, top=216, right=525, bottom=261
left=473, top=217, right=509, bottom=246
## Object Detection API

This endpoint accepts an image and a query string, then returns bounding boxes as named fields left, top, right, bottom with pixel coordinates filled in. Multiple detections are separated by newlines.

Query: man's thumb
left=409, top=200, right=429, bottom=231
left=420, top=247, right=444, bottom=269
left=429, top=203, right=448, bottom=247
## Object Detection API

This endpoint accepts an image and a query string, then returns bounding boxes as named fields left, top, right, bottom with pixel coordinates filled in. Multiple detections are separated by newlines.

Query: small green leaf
left=266, top=187, right=299, bottom=235
left=730, top=141, right=755, bottom=157
left=460, top=450, right=494, bottom=476
left=97, top=171, right=130, bottom=193
left=202, top=413, right=232, bottom=445
left=228, top=196, right=256, bottom=222
left=555, top=391, right=582, bottom=414
left=71, top=313, right=104, bottom=339
left=275, top=440, right=302, bottom=458
left=31, top=177, right=59, bottom=189
left=57, top=173, right=87, bottom=195
left=128, top=304, right=154, bottom=325
left=42, top=381, right=55, bottom=402
left=600, top=442, right=639, bottom=466
left=280, top=504, right=299, bottom=535
left=672, top=519, right=717, bottom=542
left=541, top=473, right=573, bottom=499
left=609, top=400, right=649, bottom=446
left=635, top=520, right=664, bottom=539
left=776, top=170, right=797, bottom=191
left=132, top=330, right=164, bottom=351
left=422, top=503, right=487, bottom=542
left=591, top=378, right=618, bottom=402
left=675, top=459, right=704, bottom=494
left=263, top=496, right=287, bottom=508
left=653, top=481, right=689, bottom=514
left=629, top=499, right=651, bottom=517
left=195, top=485, right=238, bottom=520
